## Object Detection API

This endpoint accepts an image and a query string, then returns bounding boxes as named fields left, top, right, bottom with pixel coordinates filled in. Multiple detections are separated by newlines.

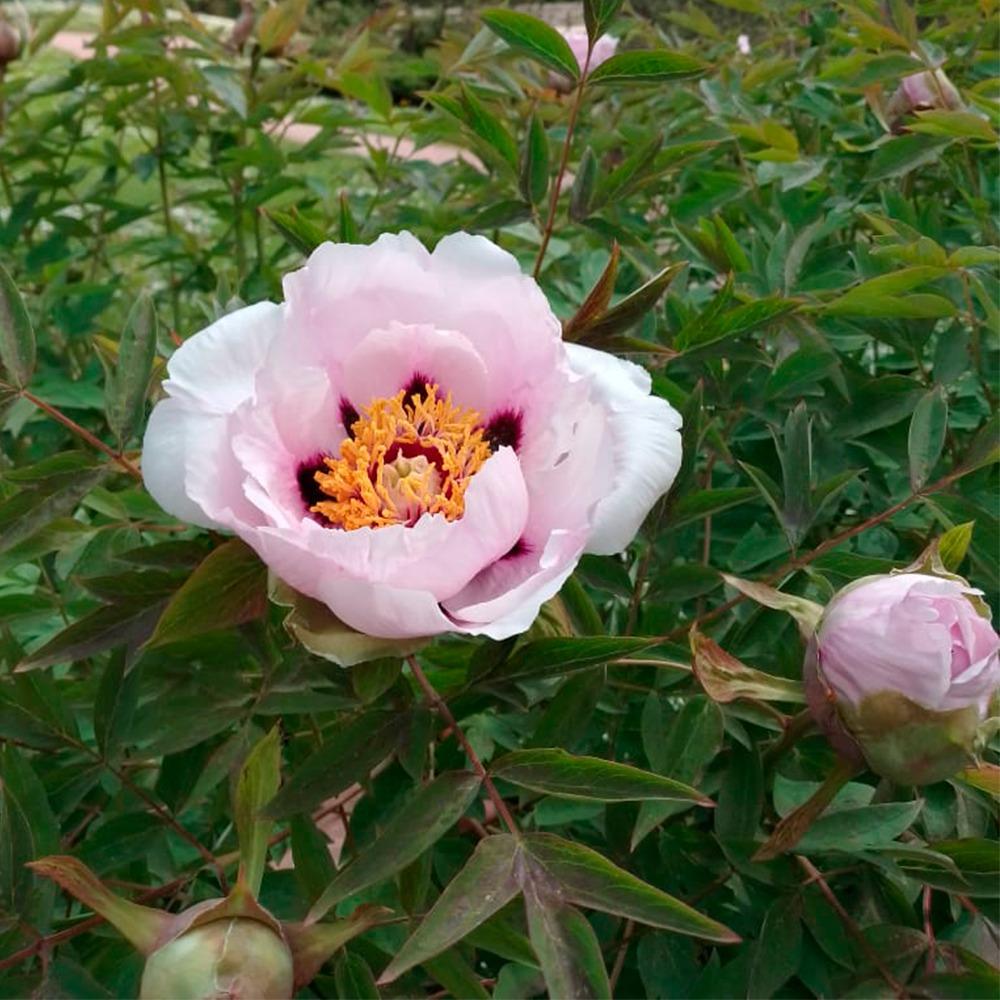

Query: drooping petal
left=162, top=301, right=283, bottom=413
left=565, top=344, right=682, bottom=555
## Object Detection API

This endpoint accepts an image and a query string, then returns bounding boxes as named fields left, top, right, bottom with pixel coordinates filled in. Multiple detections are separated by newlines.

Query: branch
left=406, top=654, right=519, bottom=836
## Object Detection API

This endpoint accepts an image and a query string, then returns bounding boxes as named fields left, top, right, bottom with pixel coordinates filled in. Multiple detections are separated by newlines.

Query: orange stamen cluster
left=312, top=384, right=491, bottom=530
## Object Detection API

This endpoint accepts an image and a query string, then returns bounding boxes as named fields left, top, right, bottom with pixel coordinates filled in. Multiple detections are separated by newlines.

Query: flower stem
left=5, top=383, right=142, bottom=480
left=797, top=855, right=907, bottom=998
left=533, top=46, right=592, bottom=281
left=406, top=654, right=519, bottom=836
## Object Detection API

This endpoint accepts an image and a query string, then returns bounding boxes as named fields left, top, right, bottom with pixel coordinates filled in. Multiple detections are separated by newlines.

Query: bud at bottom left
left=140, top=917, right=294, bottom=1000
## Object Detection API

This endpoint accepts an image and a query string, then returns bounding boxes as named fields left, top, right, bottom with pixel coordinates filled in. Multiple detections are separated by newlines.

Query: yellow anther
left=312, top=384, right=490, bottom=530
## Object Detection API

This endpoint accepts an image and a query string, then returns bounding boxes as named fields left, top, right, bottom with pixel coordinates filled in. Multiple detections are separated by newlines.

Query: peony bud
left=0, top=18, right=21, bottom=68
left=140, top=916, right=294, bottom=1000
left=805, top=572, right=999, bottom=785
left=886, top=69, right=963, bottom=131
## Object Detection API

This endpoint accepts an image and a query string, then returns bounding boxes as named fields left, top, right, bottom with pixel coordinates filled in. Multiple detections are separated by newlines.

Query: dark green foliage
left=0, top=0, right=997, bottom=997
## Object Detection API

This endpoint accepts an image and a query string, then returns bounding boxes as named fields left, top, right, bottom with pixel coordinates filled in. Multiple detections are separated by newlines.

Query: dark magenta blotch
left=339, top=398, right=359, bottom=436
left=484, top=409, right=523, bottom=452
left=503, top=538, right=531, bottom=560
left=403, top=372, right=432, bottom=402
left=296, top=455, right=329, bottom=512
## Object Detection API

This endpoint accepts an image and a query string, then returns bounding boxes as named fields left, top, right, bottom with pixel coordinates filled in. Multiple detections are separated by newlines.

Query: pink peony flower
left=885, top=68, right=962, bottom=131
left=142, top=233, right=681, bottom=642
left=815, top=573, right=999, bottom=714
left=806, top=572, right=999, bottom=784
left=558, top=24, right=618, bottom=78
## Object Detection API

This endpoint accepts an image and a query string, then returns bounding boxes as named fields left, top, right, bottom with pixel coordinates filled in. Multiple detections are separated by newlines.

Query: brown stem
left=761, top=709, right=816, bottom=767
left=796, top=856, right=907, bottom=999
left=533, top=47, right=592, bottom=280
left=608, top=918, right=634, bottom=992
left=5, top=385, right=142, bottom=480
left=106, top=761, right=229, bottom=893
left=660, top=465, right=968, bottom=644
left=406, top=654, right=519, bottom=836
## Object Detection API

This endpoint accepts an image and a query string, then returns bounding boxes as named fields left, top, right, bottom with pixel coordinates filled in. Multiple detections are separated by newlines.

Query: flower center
left=311, top=383, right=491, bottom=530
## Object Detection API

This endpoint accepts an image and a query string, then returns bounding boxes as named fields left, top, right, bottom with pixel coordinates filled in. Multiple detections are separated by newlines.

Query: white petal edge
left=565, top=344, right=683, bottom=555
left=161, top=301, right=283, bottom=414
left=141, top=398, right=225, bottom=529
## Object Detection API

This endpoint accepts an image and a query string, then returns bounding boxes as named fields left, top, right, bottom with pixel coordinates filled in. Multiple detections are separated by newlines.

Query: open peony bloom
left=806, top=572, right=1000, bottom=784
left=143, top=232, right=681, bottom=642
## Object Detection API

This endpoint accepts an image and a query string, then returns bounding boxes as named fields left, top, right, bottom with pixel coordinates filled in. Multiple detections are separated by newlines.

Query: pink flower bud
left=140, top=917, right=294, bottom=999
left=886, top=69, right=963, bottom=131
left=0, top=19, right=21, bottom=67
left=806, top=573, right=1000, bottom=784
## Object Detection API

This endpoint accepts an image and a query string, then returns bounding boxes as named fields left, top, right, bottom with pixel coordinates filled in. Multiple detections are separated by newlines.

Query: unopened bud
left=886, top=69, right=963, bottom=132
left=140, top=917, right=294, bottom=1000
left=0, top=19, right=21, bottom=67
left=805, top=572, right=999, bottom=785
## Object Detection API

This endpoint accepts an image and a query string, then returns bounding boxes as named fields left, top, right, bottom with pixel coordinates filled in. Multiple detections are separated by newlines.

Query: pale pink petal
left=141, top=399, right=222, bottom=529
left=340, top=322, right=490, bottom=411
left=163, top=301, right=282, bottom=413
left=565, top=344, right=682, bottom=554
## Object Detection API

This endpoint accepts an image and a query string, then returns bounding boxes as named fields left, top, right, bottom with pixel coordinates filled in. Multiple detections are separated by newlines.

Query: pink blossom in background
left=143, top=233, right=681, bottom=644
left=815, top=573, right=999, bottom=714
left=558, top=24, right=618, bottom=76
left=737, top=34, right=751, bottom=56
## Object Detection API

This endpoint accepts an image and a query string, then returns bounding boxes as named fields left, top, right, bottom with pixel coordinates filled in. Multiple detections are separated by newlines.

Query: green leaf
left=563, top=244, right=620, bottom=340
left=93, top=651, right=141, bottom=763
left=0, top=262, right=35, bottom=389
left=908, top=386, right=948, bottom=490
left=307, top=771, right=482, bottom=921
left=18, top=597, right=166, bottom=672
left=379, top=834, right=521, bottom=984
left=492, top=749, right=713, bottom=805
left=459, top=83, right=518, bottom=170
left=265, top=208, right=327, bottom=256
left=497, top=636, right=655, bottom=682
left=104, top=295, right=156, bottom=447
left=575, top=262, right=685, bottom=346
left=690, top=629, right=807, bottom=704
left=796, top=800, right=924, bottom=853
left=235, top=726, right=281, bottom=897
left=0, top=746, right=59, bottom=925
left=264, top=709, right=403, bottom=819
left=747, top=896, right=802, bottom=998
left=520, top=113, right=549, bottom=206
left=524, top=833, right=739, bottom=943
left=584, top=0, right=624, bottom=42
left=523, top=883, right=611, bottom=1000
left=481, top=9, right=580, bottom=80
left=334, top=952, right=380, bottom=999
left=671, top=487, right=758, bottom=527
left=633, top=695, right=724, bottom=848
left=587, top=49, right=709, bottom=85
left=909, top=109, right=997, bottom=141
left=938, top=522, right=974, bottom=572
left=569, top=146, right=599, bottom=222
left=339, top=193, right=360, bottom=243
left=719, top=576, right=823, bottom=637
left=147, top=539, right=267, bottom=648
left=866, top=134, right=952, bottom=181
left=0, top=465, right=107, bottom=556
left=351, top=658, right=402, bottom=704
